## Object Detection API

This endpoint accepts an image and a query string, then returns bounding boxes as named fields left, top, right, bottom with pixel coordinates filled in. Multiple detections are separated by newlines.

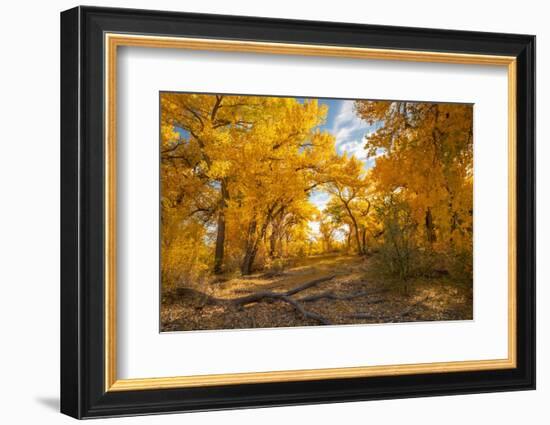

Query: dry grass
left=161, top=253, right=473, bottom=332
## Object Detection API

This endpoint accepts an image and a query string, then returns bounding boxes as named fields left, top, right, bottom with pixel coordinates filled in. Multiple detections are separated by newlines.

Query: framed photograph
left=60, top=6, right=535, bottom=419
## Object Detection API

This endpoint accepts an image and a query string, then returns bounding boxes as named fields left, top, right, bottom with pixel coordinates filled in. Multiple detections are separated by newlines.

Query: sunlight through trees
left=160, top=94, right=473, bottom=291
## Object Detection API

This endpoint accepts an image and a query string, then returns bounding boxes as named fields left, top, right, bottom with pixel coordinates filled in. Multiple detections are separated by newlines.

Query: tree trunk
left=361, top=226, right=368, bottom=255
left=350, top=216, right=362, bottom=254
left=425, top=207, right=436, bottom=245
left=241, top=238, right=260, bottom=275
left=241, top=218, right=271, bottom=275
left=269, top=222, right=278, bottom=258
left=343, top=202, right=363, bottom=255
left=241, top=249, right=255, bottom=275
left=241, top=220, right=257, bottom=275
left=323, top=237, right=331, bottom=253
left=213, top=180, right=229, bottom=274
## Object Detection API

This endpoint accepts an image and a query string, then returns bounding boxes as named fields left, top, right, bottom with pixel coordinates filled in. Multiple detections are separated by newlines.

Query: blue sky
left=306, top=98, right=379, bottom=239
left=308, top=98, right=377, bottom=213
left=317, top=98, right=375, bottom=160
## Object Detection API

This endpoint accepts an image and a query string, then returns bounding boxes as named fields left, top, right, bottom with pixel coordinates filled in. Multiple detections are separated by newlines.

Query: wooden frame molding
left=104, top=33, right=518, bottom=392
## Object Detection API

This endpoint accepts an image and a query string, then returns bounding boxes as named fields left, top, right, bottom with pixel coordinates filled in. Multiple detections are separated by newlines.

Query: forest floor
left=161, top=254, right=473, bottom=332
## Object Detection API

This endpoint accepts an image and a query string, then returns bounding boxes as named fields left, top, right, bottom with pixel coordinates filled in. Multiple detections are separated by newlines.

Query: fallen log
left=230, top=292, right=332, bottom=325
left=298, top=289, right=388, bottom=303
left=230, top=290, right=285, bottom=306
left=227, top=276, right=336, bottom=325
left=175, top=275, right=336, bottom=307
left=172, top=275, right=337, bottom=326
left=278, top=295, right=332, bottom=325
left=230, top=275, right=336, bottom=306
left=284, top=275, right=337, bottom=296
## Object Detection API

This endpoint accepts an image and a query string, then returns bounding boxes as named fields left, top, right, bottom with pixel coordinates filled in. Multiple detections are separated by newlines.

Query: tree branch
left=297, top=289, right=387, bottom=303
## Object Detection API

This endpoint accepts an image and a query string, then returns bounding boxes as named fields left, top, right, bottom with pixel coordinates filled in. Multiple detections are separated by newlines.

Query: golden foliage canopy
left=160, top=94, right=473, bottom=286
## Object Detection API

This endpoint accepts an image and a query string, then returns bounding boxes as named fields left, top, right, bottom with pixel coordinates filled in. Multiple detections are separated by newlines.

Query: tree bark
left=351, top=217, right=362, bottom=254
left=269, top=219, right=282, bottom=259
left=213, top=180, right=229, bottom=274
left=361, top=226, right=368, bottom=255
left=241, top=219, right=257, bottom=275
left=425, top=207, right=436, bottom=244
left=241, top=203, right=284, bottom=275
left=342, top=201, right=363, bottom=255
left=241, top=217, right=271, bottom=275
left=240, top=246, right=257, bottom=275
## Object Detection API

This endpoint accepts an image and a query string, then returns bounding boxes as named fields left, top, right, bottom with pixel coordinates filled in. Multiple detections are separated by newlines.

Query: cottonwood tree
left=325, top=155, right=374, bottom=255
left=161, top=93, right=265, bottom=274
left=355, top=100, right=473, bottom=275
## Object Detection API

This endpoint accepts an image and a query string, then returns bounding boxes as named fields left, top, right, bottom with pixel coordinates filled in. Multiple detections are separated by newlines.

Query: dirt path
left=161, top=253, right=473, bottom=332
left=214, top=254, right=366, bottom=298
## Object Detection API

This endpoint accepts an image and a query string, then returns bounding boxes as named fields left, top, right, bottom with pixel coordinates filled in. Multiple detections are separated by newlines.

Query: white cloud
left=340, top=139, right=368, bottom=160
left=309, top=190, right=330, bottom=211
left=331, top=101, right=371, bottom=161
left=335, top=126, right=353, bottom=143
left=332, top=100, right=355, bottom=128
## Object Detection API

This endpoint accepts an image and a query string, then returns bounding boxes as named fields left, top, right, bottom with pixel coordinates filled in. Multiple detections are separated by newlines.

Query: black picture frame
left=61, top=5, right=535, bottom=419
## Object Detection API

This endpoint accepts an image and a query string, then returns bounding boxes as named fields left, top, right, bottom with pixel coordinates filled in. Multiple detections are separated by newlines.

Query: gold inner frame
left=104, top=33, right=517, bottom=392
